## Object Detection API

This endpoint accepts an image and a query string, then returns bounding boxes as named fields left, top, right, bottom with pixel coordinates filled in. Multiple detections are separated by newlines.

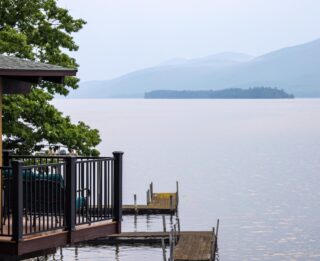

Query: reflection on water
left=44, top=99, right=320, bottom=260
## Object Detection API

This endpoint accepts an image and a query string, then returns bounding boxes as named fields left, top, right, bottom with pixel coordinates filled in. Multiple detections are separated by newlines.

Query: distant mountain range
left=69, top=39, right=320, bottom=98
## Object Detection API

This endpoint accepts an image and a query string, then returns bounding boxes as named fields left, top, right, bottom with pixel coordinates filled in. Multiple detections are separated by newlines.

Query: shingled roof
left=0, top=54, right=77, bottom=94
left=0, top=54, right=77, bottom=76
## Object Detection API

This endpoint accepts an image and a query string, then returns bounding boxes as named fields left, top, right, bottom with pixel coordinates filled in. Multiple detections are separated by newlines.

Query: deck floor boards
left=174, top=232, right=214, bottom=261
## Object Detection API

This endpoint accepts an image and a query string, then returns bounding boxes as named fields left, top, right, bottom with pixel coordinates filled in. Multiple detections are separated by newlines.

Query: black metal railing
left=22, top=162, right=66, bottom=235
left=75, top=158, right=114, bottom=225
left=1, top=166, right=13, bottom=236
left=1, top=151, right=123, bottom=241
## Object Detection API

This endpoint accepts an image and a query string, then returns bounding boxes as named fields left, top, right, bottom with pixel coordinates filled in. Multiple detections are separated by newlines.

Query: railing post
left=3, top=150, right=13, bottom=167
left=12, top=160, right=23, bottom=242
left=112, top=151, right=123, bottom=233
left=65, top=156, right=76, bottom=237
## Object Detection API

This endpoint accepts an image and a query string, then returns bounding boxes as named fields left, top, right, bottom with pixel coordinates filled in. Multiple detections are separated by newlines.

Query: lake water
left=45, top=99, right=320, bottom=260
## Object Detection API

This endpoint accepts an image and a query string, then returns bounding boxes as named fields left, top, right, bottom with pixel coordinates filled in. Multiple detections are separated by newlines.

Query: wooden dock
left=101, top=230, right=217, bottom=261
left=122, top=182, right=179, bottom=215
left=174, top=232, right=215, bottom=261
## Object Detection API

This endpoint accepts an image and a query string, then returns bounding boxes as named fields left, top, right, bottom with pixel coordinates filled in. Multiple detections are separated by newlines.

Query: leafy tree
left=0, top=0, right=101, bottom=155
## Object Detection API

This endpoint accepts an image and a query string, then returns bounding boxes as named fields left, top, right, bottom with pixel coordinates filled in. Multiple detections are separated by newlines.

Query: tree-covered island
left=145, top=87, right=294, bottom=99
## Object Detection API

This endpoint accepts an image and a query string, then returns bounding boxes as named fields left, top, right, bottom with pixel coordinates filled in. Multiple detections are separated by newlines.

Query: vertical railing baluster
left=12, top=161, right=23, bottom=242
left=86, top=161, right=89, bottom=224
left=80, top=162, right=84, bottom=224
left=93, top=161, right=95, bottom=222
left=30, top=168, right=33, bottom=233
left=8, top=169, right=11, bottom=235
left=104, top=160, right=107, bottom=219
left=46, top=167, right=49, bottom=231
left=98, top=160, right=101, bottom=220
left=42, top=170, right=45, bottom=231
left=51, top=167, right=54, bottom=230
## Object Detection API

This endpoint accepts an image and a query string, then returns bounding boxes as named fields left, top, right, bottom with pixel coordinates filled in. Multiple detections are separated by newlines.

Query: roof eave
left=0, top=69, right=77, bottom=77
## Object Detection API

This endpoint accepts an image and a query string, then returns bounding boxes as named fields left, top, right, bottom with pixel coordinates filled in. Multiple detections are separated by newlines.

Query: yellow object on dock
left=123, top=192, right=178, bottom=214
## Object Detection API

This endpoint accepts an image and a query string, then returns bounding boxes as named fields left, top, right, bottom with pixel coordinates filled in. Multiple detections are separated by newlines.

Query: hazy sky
left=58, top=0, right=320, bottom=81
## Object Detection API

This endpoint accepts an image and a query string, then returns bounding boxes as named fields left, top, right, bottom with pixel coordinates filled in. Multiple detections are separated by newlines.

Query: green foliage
left=0, top=0, right=101, bottom=155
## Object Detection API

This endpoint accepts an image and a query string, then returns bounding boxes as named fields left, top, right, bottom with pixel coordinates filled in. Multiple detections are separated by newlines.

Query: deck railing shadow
left=0, top=151, right=123, bottom=241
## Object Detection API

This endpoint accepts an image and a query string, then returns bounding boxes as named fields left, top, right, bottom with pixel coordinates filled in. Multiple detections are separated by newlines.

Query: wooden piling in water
left=161, top=238, right=167, bottom=261
left=134, top=194, right=137, bottom=213
left=162, top=216, right=166, bottom=232
left=150, top=182, right=153, bottom=199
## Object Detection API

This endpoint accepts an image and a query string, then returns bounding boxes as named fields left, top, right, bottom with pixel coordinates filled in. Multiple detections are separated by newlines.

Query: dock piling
left=210, top=227, right=215, bottom=261
left=146, top=190, right=150, bottom=205
left=150, top=182, right=153, bottom=200
left=161, top=238, right=167, bottom=261
left=216, top=219, right=219, bottom=242
left=174, top=224, right=177, bottom=244
left=176, top=181, right=179, bottom=206
left=162, top=216, right=167, bottom=232
left=134, top=194, right=137, bottom=213
left=176, top=217, right=180, bottom=236
left=169, top=229, right=175, bottom=261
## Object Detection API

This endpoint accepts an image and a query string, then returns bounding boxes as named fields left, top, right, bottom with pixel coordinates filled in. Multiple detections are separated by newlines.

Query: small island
left=144, top=87, right=294, bottom=99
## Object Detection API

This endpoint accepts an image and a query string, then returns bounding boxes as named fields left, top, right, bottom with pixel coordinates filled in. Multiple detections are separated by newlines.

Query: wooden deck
left=123, top=192, right=178, bottom=215
left=0, top=218, right=119, bottom=259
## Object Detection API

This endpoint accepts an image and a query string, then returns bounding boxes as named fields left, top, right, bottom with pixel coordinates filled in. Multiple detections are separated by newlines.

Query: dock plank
left=123, top=192, right=178, bottom=215
left=103, top=231, right=216, bottom=261
left=174, top=232, right=214, bottom=261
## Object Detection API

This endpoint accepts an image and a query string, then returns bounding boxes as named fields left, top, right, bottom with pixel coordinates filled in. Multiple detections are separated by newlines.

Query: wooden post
left=169, top=229, right=174, bottom=261
left=134, top=194, right=137, bottom=214
left=211, top=227, right=215, bottom=261
left=216, top=219, right=220, bottom=241
left=162, top=215, right=166, bottom=232
left=147, top=190, right=150, bottom=205
left=134, top=213, right=137, bottom=230
left=12, top=161, right=23, bottom=242
left=173, top=224, right=177, bottom=244
left=113, top=151, right=124, bottom=233
left=176, top=181, right=179, bottom=207
left=170, top=195, right=173, bottom=210
left=161, top=238, right=166, bottom=261
left=150, top=182, right=153, bottom=200
left=176, top=217, right=180, bottom=236
left=172, top=228, right=175, bottom=258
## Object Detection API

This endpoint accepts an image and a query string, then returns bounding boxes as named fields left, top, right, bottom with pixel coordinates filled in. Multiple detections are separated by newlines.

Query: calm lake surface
left=46, top=99, right=320, bottom=260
